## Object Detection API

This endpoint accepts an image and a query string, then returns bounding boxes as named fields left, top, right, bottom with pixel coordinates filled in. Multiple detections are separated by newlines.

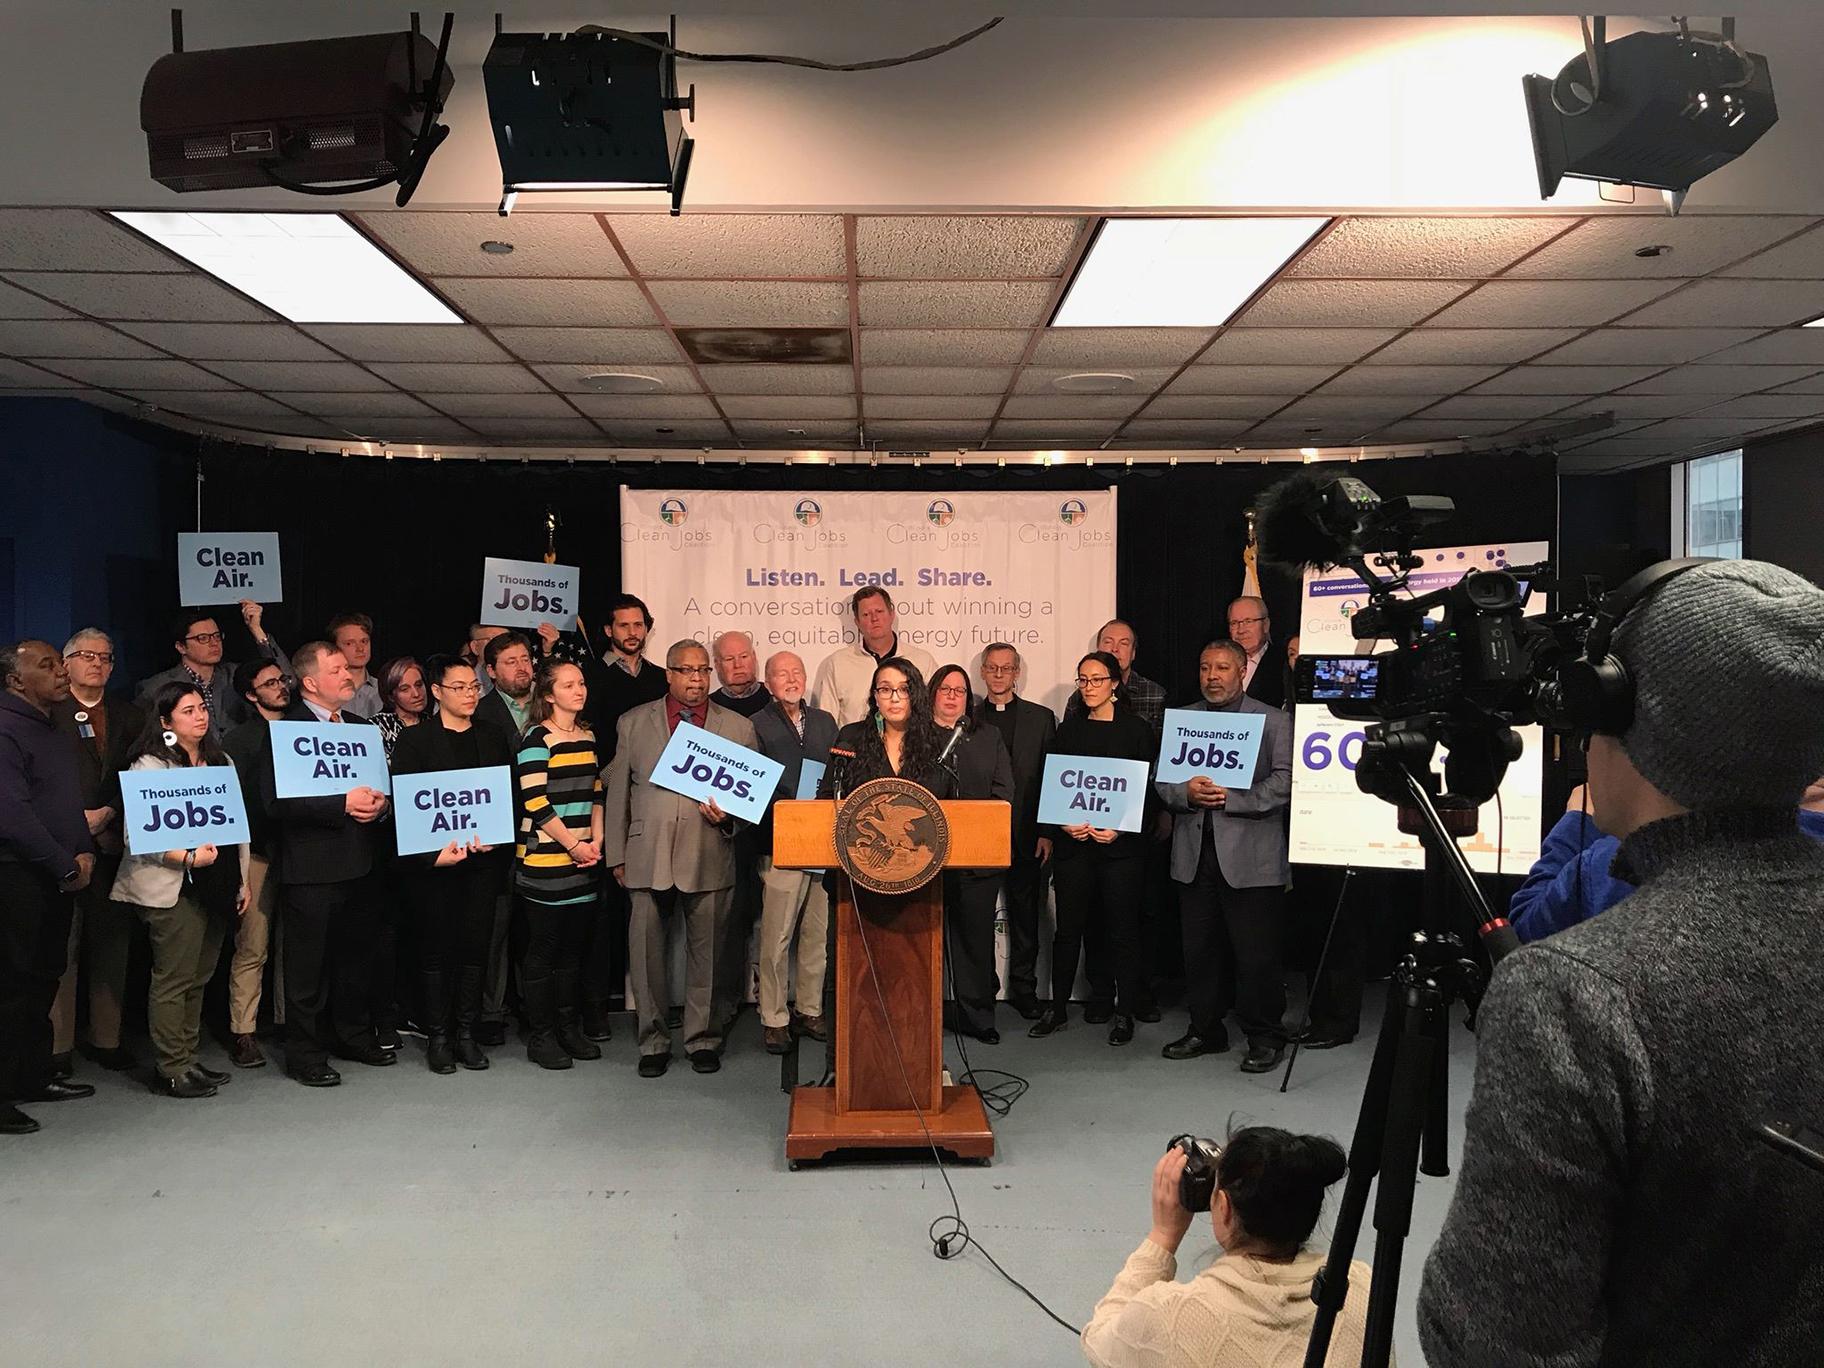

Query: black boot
left=554, top=968, right=601, bottom=1061
left=425, top=1034, right=457, bottom=1074
left=522, top=973, right=572, bottom=1070
left=453, top=965, right=489, bottom=1070
left=417, top=969, right=450, bottom=1042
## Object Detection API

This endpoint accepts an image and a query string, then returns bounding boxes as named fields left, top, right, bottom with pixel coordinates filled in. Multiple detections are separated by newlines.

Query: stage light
left=111, top=211, right=460, bottom=324
left=484, top=23, right=695, bottom=216
left=1523, top=19, right=1777, bottom=205
left=1051, top=218, right=1328, bottom=328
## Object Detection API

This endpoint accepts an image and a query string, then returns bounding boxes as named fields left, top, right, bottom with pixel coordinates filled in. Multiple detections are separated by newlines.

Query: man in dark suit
left=1228, top=596, right=1286, bottom=710
left=470, top=630, right=536, bottom=1043
left=1155, top=640, right=1295, bottom=1073
left=258, top=640, right=392, bottom=1086
left=49, top=628, right=144, bottom=1076
left=973, top=642, right=1057, bottom=1020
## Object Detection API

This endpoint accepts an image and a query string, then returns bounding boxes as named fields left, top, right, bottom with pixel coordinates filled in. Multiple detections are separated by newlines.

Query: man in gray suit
left=604, top=639, right=759, bottom=1078
left=1155, top=640, right=1294, bottom=1072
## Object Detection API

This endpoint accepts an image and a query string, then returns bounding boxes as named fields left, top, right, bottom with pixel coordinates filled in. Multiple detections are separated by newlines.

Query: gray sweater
left=1419, top=806, right=1824, bottom=1367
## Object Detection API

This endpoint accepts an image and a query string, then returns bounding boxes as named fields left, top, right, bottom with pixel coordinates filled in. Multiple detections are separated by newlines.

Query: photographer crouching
left=1420, top=559, right=1824, bottom=1365
left=1083, top=1127, right=1375, bottom=1367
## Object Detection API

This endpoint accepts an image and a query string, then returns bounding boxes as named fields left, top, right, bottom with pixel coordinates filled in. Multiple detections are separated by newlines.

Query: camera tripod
left=1303, top=760, right=1519, bottom=1368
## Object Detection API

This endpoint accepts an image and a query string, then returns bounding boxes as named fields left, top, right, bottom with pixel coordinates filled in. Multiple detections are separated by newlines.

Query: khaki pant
left=756, top=858, right=829, bottom=1028
left=140, top=892, right=230, bottom=1081
left=629, top=886, right=728, bottom=1057
left=228, top=853, right=276, bottom=1035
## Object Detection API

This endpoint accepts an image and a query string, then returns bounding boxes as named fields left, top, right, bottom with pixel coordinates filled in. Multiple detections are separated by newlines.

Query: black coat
left=50, top=693, right=144, bottom=818
left=945, top=723, right=1014, bottom=885
left=473, top=688, right=528, bottom=748
left=820, top=721, right=956, bottom=799
left=750, top=699, right=839, bottom=848
left=389, top=712, right=515, bottom=880
left=972, top=695, right=1056, bottom=857
left=258, top=700, right=388, bottom=886
left=1245, top=655, right=1287, bottom=710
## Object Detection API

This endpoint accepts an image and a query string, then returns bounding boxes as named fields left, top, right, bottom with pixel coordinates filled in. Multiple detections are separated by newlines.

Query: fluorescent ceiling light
left=1052, top=217, right=1329, bottom=328
left=1804, top=315, right=1824, bottom=328
left=110, top=211, right=460, bottom=324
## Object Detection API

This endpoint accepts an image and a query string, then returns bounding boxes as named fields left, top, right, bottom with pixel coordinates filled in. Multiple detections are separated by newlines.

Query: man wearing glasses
left=1226, top=597, right=1285, bottom=710
left=136, top=601, right=292, bottom=740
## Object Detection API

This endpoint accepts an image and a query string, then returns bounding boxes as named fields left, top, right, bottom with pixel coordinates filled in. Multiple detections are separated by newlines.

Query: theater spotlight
left=484, top=20, right=695, bottom=217
left=1523, top=18, right=1777, bottom=207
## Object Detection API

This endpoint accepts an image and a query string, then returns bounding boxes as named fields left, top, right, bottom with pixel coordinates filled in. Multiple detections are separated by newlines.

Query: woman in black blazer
left=390, top=654, right=514, bottom=1074
left=818, top=658, right=954, bottom=798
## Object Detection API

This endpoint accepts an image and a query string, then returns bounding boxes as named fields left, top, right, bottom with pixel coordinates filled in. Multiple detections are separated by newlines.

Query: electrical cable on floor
left=940, top=906, right=1031, bottom=1119
left=571, top=19, right=1004, bottom=72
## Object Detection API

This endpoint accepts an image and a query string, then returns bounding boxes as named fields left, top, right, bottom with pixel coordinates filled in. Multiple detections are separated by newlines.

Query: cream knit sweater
left=1082, top=1239, right=1382, bottom=1368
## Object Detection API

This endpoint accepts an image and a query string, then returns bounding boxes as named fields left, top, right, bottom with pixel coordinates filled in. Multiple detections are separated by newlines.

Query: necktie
left=330, top=712, right=343, bottom=724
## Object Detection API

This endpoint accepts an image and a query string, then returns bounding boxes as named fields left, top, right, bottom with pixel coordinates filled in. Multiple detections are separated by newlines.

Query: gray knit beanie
left=1614, top=559, right=1824, bottom=810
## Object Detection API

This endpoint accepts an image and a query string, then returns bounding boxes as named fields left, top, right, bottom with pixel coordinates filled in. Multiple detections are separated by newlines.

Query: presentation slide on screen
left=1290, top=539, right=1550, bottom=874
left=618, top=489, right=1118, bottom=715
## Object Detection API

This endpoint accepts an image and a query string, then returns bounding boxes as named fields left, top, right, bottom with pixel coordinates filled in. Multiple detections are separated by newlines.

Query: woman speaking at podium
left=817, top=659, right=954, bottom=799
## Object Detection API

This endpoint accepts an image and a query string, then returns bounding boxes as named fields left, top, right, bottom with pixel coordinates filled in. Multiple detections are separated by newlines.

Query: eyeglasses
left=436, top=681, right=482, bottom=695
left=184, top=631, right=225, bottom=645
left=252, top=677, right=288, bottom=691
left=874, top=685, right=909, bottom=700
left=1227, top=616, right=1268, bottom=629
left=67, top=650, right=114, bottom=665
left=981, top=663, right=1016, bottom=675
left=668, top=665, right=712, bottom=677
left=1076, top=675, right=1113, bottom=688
left=934, top=685, right=968, bottom=698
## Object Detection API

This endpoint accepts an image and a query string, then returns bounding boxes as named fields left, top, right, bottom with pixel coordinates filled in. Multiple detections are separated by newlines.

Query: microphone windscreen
left=1255, top=470, right=1352, bottom=571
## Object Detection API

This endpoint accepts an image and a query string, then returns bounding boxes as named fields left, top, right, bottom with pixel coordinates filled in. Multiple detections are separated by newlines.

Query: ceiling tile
left=289, top=392, right=439, bottom=418
left=491, top=327, right=684, bottom=364
left=866, top=366, right=1015, bottom=395
left=1529, top=328, right=1760, bottom=365
left=1001, top=396, right=1141, bottom=419
left=0, top=358, right=79, bottom=386
left=859, top=330, right=1029, bottom=366
left=33, top=357, right=234, bottom=390
left=718, top=395, right=857, bottom=419
left=1287, top=217, right=1572, bottom=279
left=729, top=419, right=858, bottom=442
left=1013, top=366, right=1174, bottom=396
left=1719, top=223, right=1824, bottom=279
left=367, top=362, right=546, bottom=393
left=1364, top=329, right=1579, bottom=365
left=1317, top=365, right=1502, bottom=395
left=1119, top=418, right=1257, bottom=442
left=1027, top=327, right=1213, bottom=367
left=1237, top=423, right=1373, bottom=445
left=1554, top=394, right=1716, bottom=420
left=127, top=391, right=301, bottom=421
left=1504, top=215, right=1813, bottom=279
left=300, top=324, right=512, bottom=362
left=1703, top=331, right=1824, bottom=365
left=1198, top=328, right=1398, bottom=363
left=0, top=320, right=159, bottom=358
left=859, top=281, right=1054, bottom=328
left=1166, top=365, right=1339, bottom=395
left=6, top=272, right=270, bottom=321
left=1688, top=394, right=1824, bottom=419
left=1619, top=363, right=1824, bottom=394
left=360, top=212, right=626, bottom=277
left=1769, top=374, right=1824, bottom=395
left=569, top=393, right=722, bottom=420
left=0, top=209, right=189, bottom=272
left=1270, top=395, right=1425, bottom=422
left=207, top=360, right=392, bottom=392
left=418, top=393, right=579, bottom=419
left=358, top=420, right=481, bottom=445
left=1414, top=395, right=1579, bottom=421
left=461, top=418, right=606, bottom=441
left=701, top=364, right=851, bottom=396
left=856, top=216, right=1082, bottom=279
left=1234, top=280, right=1470, bottom=328
left=606, top=419, right=732, bottom=444
left=532, top=363, right=702, bottom=394
left=1620, top=279, right=1824, bottom=328
left=436, top=278, right=656, bottom=327
left=1637, top=416, right=1785, bottom=444
left=863, top=395, right=1003, bottom=418
left=1139, top=394, right=1287, bottom=420
left=1557, top=438, right=1682, bottom=464
left=647, top=280, right=848, bottom=328
left=609, top=214, right=845, bottom=277
left=116, top=322, right=341, bottom=361
left=0, top=279, right=73, bottom=319
left=1471, top=365, right=1664, bottom=395
left=1423, top=280, right=1677, bottom=328
left=863, top=421, right=991, bottom=442
left=1366, top=419, right=1524, bottom=441
left=989, top=419, right=1121, bottom=441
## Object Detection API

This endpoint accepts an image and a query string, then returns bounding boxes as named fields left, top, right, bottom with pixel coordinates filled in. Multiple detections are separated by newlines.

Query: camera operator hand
left=1148, top=1147, right=1196, bottom=1253
left=1566, top=783, right=1589, bottom=814
left=1188, top=777, right=1227, bottom=810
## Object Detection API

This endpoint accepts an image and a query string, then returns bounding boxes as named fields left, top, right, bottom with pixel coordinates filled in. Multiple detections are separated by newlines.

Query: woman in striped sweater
left=514, top=659, right=605, bottom=1070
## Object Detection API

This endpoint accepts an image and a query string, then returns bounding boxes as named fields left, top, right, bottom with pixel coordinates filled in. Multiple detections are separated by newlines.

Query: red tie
left=330, top=712, right=343, bottom=724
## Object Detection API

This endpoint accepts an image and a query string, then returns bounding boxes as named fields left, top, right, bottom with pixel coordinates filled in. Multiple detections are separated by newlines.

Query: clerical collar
left=988, top=697, right=1015, bottom=711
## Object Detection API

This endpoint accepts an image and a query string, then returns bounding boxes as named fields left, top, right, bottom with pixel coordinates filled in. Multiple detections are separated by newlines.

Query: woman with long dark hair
left=1030, top=650, right=1158, bottom=1045
left=818, top=658, right=953, bottom=796
left=109, top=682, right=250, bottom=1098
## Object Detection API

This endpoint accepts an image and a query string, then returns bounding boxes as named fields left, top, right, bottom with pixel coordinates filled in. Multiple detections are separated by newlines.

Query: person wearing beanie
left=1420, top=559, right=1824, bottom=1367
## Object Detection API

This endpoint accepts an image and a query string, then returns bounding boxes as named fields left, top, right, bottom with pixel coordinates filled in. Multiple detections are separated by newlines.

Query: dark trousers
left=1293, top=864, right=1365, bottom=1037
left=281, top=873, right=381, bottom=1070
left=1179, top=827, right=1287, bottom=1047
left=410, top=864, right=499, bottom=1035
left=1001, top=848, right=1050, bottom=1006
left=713, top=833, right=763, bottom=1028
left=368, top=873, right=402, bottom=1032
left=1050, top=848, right=1150, bottom=1014
left=0, top=863, right=72, bottom=1104
left=583, top=880, right=627, bottom=1014
left=943, top=870, right=1002, bottom=1036
left=1140, top=832, right=1183, bottom=989
left=519, top=897, right=590, bottom=1033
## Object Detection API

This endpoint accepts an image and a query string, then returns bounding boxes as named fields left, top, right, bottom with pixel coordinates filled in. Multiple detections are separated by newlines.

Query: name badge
left=268, top=720, right=392, bottom=799
left=648, top=721, right=783, bottom=826
left=1154, top=708, right=1266, bottom=787
left=392, top=766, right=515, bottom=857
left=120, top=766, right=252, bottom=856
left=1037, top=754, right=1150, bottom=833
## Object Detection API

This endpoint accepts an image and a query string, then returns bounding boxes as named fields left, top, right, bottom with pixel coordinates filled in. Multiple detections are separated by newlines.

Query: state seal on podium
left=833, top=777, right=950, bottom=895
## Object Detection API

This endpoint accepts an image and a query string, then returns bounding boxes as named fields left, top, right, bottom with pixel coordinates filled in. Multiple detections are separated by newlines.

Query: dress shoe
left=453, top=1035, right=489, bottom=1071
left=80, top=1042, right=137, bottom=1072
left=474, top=1021, right=507, bottom=1047
left=1134, top=1006, right=1162, bottom=1025
left=557, top=1023, right=602, bottom=1061
left=1300, top=1031, right=1356, bottom=1051
left=1240, top=1042, right=1286, bottom=1074
left=526, top=1031, right=573, bottom=1071
left=152, top=1072, right=215, bottom=1099
left=791, top=1012, right=829, bottom=1043
left=29, top=1079, right=95, bottom=1102
left=1008, top=996, right=1043, bottom=1022
left=191, top=1063, right=231, bottom=1087
left=50, top=1051, right=74, bottom=1080
left=638, top=1053, right=671, bottom=1078
left=335, top=1044, right=396, bottom=1067
left=425, top=1035, right=457, bottom=1075
left=230, top=1034, right=266, bottom=1069
left=581, top=1007, right=614, bottom=1042
left=763, top=1024, right=792, bottom=1055
left=288, top=1063, right=342, bottom=1088
left=1107, top=1014, right=1136, bottom=1047
left=1162, top=1031, right=1230, bottom=1060
left=1083, top=1002, right=1114, bottom=1025
left=375, top=1025, right=403, bottom=1051
left=1027, top=1007, right=1067, bottom=1038
left=1, top=1103, right=40, bottom=1135
left=976, top=1028, right=1001, bottom=1045
left=689, top=1049, right=721, bottom=1075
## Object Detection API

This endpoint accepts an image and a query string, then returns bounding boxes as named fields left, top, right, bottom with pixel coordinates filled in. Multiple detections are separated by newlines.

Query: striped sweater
left=514, top=723, right=604, bottom=905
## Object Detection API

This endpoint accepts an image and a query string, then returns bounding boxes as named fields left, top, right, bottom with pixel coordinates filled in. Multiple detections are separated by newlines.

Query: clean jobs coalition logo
left=1059, top=498, right=1088, bottom=526
left=658, top=497, right=688, bottom=526
left=927, top=499, right=956, bottom=527
left=794, top=498, right=822, bottom=526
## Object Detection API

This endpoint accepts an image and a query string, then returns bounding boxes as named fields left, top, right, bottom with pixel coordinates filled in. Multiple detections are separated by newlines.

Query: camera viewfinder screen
left=1311, top=656, right=1379, bottom=701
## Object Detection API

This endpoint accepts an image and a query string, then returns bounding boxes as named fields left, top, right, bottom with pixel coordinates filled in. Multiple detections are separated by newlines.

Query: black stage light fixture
left=1523, top=19, right=1776, bottom=206
left=142, top=10, right=455, bottom=207
left=484, top=19, right=696, bottom=217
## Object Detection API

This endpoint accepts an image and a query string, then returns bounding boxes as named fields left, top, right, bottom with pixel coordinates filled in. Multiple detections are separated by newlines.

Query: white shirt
left=810, top=637, right=938, bottom=727
left=1242, top=642, right=1270, bottom=690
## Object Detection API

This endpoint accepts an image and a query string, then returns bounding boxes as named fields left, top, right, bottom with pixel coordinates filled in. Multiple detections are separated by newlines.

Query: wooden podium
left=772, top=792, right=1010, bottom=1166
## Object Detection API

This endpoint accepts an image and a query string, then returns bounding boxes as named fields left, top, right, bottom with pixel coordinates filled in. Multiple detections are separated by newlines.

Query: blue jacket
left=1512, top=806, right=1824, bottom=943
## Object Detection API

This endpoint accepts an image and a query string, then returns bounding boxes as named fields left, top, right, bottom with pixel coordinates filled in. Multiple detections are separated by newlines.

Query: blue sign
left=177, top=531, right=282, bottom=606
left=268, top=720, right=391, bottom=799
left=1038, top=753, right=1150, bottom=833
left=648, top=720, right=784, bottom=826
left=481, top=555, right=580, bottom=631
left=796, top=759, right=827, bottom=801
left=392, top=765, right=515, bottom=857
left=1155, top=708, right=1266, bottom=787
left=120, top=765, right=251, bottom=856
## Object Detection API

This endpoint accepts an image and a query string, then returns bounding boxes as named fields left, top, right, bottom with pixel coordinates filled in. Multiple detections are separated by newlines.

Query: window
left=1684, top=450, right=1743, bottom=559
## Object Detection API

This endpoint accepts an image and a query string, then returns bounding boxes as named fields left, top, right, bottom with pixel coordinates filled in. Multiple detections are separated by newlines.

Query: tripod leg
left=1280, top=867, right=1355, bottom=1094
left=1422, top=1010, right=1451, bottom=1178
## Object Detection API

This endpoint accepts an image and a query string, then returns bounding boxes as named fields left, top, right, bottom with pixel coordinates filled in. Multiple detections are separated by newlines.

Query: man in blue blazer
left=1155, top=641, right=1294, bottom=1072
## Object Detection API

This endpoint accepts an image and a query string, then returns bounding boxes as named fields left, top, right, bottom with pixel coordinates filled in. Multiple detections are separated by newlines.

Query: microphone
left=935, top=715, right=969, bottom=771
left=1253, top=471, right=1380, bottom=571
left=828, top=746, right=856, bottom=800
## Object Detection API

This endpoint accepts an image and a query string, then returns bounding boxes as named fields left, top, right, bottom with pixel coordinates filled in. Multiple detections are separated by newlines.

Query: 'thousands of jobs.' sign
left=647, top=721, right=784, bottom=826
left=177, top=532, right=282, bottom=606
left=392, top=765, right=515, bottom=857
left=1153, top=708, right=1266, bottom=786
left=481, top=556, right=580, bottom=632
left=119, top=767, right=252, bottom=856
left=268, top=721, right=392, bottom=799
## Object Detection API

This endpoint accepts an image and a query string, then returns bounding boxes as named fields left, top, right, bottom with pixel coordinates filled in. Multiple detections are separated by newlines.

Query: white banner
left=618, top=489, right=1117, bottom=714
left=1290, top=540, right=1548, bottom=873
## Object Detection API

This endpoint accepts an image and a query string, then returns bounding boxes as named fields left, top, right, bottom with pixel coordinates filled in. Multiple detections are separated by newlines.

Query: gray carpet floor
left=0, top=986, right=1471, bottom=1366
